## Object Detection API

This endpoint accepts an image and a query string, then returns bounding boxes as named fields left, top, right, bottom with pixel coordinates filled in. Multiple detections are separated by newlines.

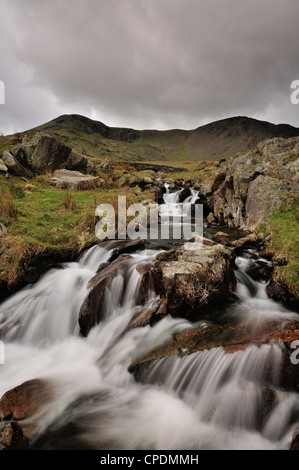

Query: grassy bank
left=258, top=194, right=299, bottom=297
left=0, top=173, right=151, bottom=293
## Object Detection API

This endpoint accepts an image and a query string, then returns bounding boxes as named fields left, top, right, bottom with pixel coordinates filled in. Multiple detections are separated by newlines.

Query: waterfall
left=161, top=185, right=199, bottom=218
left=0, top=196, right=298, bottom=450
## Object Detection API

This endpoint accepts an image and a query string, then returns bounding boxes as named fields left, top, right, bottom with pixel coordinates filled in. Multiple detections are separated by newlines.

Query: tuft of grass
left=0, top=186, right=17, bottom=219
left=61, top=191, right=77, bottom=212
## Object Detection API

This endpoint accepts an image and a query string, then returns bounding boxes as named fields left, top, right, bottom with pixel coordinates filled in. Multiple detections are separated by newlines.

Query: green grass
left=0, top=174, right=152, bottom=289
left=259, top=195, right=299, bottom=295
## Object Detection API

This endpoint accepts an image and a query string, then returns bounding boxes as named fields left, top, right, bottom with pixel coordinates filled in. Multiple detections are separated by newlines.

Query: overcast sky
left=0, top=0, right=298, bottom=135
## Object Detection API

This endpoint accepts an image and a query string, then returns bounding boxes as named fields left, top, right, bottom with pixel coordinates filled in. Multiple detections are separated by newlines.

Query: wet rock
left=0, top=421, right=27, bottom=450
left=79, top=254, right=132, bottom=336
left=178, top=187, right=191, bottom=203
left=51, top=169, right=104, bottom=190
left=153, top=245, right=236, bottom=318
left=215, top=231, right=229, bottom=238
left=130, top=319, right=299, bottom=386
left=136, top=263, right=157, bottom=301
left=232, top=233, right=257, bottom=248
left=256, top=386, right=278, bottom=430
left=0, top=379, right=52, bottom=420
left=106, top=239, right=149, bottom=262
left=121, top=300, right=167, bottom=334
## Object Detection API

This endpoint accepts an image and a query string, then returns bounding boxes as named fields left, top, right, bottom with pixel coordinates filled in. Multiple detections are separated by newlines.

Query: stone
left=215, top=231, right=229, bottom=237
left=153, top=245, right=236, bottom=318
left=245, top=176, right=286, bottom=230
left=51, top=169, right=103, bottom=190
left=3, top=134, right=95, bottom=175
left=0, top=421, right=27, bottom=450
left=79, top=255, right=132, bottom=336
left=0, top=158, right=8, bottom=173
left=233, top=234, right=257, bottom=248
left=106, top=239, right=149, bottom=262
left=206, top=212, right=215, bottom=224
left=133, top=185, right=142, bottom=196
left=178, top=187, right=191, bottom=202
left=130, top=318, right=299, bottom=380
left=0, top=379, right=52, bottom=420
left=121, top=300, right=167, bottom=335
left=2, top=150, right=28, bottom=176
left=198, top=179, right=214, bottom=197
left=136, top=263, right=157, bottom=301
left=0, top=224, right=7, bottom=238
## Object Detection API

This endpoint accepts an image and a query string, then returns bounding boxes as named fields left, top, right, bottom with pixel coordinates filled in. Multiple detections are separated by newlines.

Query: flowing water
left=0, top=188, right=298, bottom=450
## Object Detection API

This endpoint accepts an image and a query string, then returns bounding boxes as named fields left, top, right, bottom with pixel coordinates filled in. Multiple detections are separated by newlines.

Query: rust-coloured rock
left=130, top=318, right=299, bottom=394
left=0, top=379, right=52, bottom=421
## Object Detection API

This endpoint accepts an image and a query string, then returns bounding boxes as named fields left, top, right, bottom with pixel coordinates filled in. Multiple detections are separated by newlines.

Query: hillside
left=11, top=114, right=299, bottom=163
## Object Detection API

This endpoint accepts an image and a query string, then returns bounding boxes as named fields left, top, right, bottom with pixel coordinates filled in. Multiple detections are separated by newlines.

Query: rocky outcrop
left=201, top=137, right=299, bottom=230
left=153, top=243, right=236, bottom=318
left=245, top=176, right=287, bottom=230
left=2, top=134, right=94, bottom=176
left=51, top=169, right=104, bottom=190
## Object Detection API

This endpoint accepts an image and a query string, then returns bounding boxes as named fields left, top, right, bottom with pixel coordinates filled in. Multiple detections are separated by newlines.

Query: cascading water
left=161, top=185, right=199, bottom=219
left=0, top=188, right=298, bottom=450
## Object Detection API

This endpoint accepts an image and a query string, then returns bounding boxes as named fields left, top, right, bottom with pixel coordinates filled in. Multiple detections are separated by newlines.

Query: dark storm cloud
left=0, top=0, right=298, bottom=134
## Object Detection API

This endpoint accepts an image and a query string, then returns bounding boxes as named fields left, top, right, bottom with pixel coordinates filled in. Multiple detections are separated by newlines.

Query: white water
left=0, top=195, right=298, bottom=450
left=161, top=185, right=199, bottom=218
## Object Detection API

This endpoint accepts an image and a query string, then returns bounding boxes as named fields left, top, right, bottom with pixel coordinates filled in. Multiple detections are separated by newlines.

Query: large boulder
left=51, top=169, right=104, bottom=190
left=210, top=137, right=299, bottom=230
left=153, top=244, right=236, bottom=318
left=2, top=134, right=94, bottom=176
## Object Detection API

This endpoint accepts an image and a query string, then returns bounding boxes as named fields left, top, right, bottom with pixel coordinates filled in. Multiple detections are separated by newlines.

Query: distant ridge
left=22, top=114, right=299, bottom=162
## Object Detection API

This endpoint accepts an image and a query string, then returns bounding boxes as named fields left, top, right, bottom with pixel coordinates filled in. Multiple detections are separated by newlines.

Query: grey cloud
left=0, top=0, right=298, bottom=135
